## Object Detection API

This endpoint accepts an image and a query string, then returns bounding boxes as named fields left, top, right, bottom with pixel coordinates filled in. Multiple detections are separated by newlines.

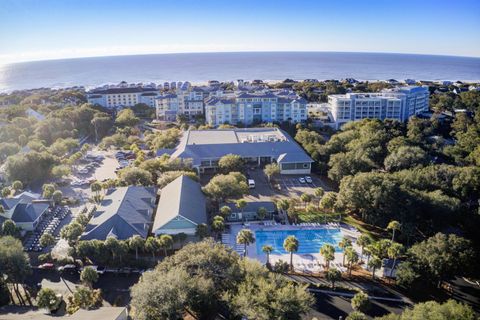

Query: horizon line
left=2, top=50, right=480, bottom=66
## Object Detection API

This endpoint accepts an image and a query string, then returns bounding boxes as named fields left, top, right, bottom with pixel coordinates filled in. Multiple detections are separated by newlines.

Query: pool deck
left=223, top=222, right=362, bottom=273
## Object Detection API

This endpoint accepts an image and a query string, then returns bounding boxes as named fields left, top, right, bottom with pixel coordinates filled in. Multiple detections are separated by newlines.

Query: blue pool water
left=255, top=228, right=344, bottom=254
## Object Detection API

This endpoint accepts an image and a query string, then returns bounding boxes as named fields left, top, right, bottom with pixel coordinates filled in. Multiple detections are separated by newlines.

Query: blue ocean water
left=1, top=52, right=479, bottom=92
left=255, top=228, right=344, bottom=254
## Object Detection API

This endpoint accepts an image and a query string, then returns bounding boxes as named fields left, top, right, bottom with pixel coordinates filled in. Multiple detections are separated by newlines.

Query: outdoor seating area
left=23, top=206, right=70, bottom=252
left=263, top=221, right=280, bottom=226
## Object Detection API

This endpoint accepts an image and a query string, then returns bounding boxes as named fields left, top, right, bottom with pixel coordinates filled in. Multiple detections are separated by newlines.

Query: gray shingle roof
left=153, top=175, right=207, bottom=231
left=0, top=191, right=48, bottom=225
left=88, top=87, right=158, bottom=94
left=81, top=186, right=156, bottom=240
left=169, top=128, right=313, bottom=166
left=11, top=203, right=49, bottom=223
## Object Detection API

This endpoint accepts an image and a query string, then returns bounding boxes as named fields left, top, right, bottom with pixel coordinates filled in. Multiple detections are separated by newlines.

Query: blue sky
left=1, top=0, right=479, bottom=63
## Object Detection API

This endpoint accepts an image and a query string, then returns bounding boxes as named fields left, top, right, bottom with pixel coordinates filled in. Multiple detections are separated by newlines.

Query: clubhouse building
left=158, top=128, right=313, bottom=175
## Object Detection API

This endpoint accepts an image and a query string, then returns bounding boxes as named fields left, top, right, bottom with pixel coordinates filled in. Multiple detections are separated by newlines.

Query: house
left=152, top=175, right=207, bottom=236
left=224, top=201, right=276, bottom=223
left=81, top=186, right=156, bottom=241
left=0, top=192, right=49, bottom=232
left=0, top=306, right=128, bottom=320
left=166, top=128, right=313, bottom=175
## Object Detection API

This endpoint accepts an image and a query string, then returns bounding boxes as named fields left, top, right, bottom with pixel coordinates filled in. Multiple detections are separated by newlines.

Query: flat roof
left=169, top=128, right=312, bottom=166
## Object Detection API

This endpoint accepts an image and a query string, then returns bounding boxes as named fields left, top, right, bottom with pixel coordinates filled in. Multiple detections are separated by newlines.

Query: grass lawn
left=343, top=215, right=386, bottom=240
left=296, top=209, right=386, bottom=240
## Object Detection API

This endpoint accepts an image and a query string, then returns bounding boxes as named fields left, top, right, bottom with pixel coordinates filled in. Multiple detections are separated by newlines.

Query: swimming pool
left=255, top=228, right=344, bottom=254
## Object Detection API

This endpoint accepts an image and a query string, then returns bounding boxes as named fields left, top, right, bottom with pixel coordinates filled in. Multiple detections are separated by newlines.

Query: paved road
left=285, top=273, right=411, bottom=319
left=307, top=291, right=408, bottom=320
left=449, top=277, right=480, bottom=313
left=25, top=269, right=140, bottom=307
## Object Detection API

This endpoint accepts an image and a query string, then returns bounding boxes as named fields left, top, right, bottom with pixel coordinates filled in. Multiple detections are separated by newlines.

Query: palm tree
left=12, top=181, right=23, bottom=194
left=368, top=256, right=382, bottom=279
left=80, top=266, right=98, bottom=289
left=219, top=205, right=231, bottom=218
left=128, top=235, right=144, bottom=260
left=387, top=220, right=401, bottom=242
left=300, top=193, right=312, bottom=208
left=145, top=236, right=159, bottom=259
left=364, top=246, right=372, bottom=266
left=212, top=215, right=225, bottom=239
left=236, top=229, right=255, bottom=258
left=262, top=245, right=273, bottom=266
left=257, top=207, right=268, bottom=222
left=117, top=240, right=129, bottom=264
left=263, top=163, right=280, bottom=183
left=90, top=181, right=102, bottom=202
left=387, top=242, right=404, bottom=277
left=158, top=234, right=173, bottom=257
left=339, top=237, right=352, bottom=266
left=319, top=191, right=337, bottom=224
left=276, top=199, right=289, bottom=212
left=314, top=187, right=324, bottom=210
left=356, top=234, right=372, bottom=261
left=236, top=199, right=247, bottom=221
left=345, top=247, right=359, bottom=276
left=105, top=237, right=120, bottom=263
left=325, top=268, right=341, bottom=289
left=283, top=235, right=299, bottom=271
left=195, top=223, right=209, bottom=239
left=320, top=243, right=335, bottom=269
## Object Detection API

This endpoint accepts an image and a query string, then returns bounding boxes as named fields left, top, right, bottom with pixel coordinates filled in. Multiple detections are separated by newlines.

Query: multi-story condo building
left=155, top=88, right=205, bottom=121
left=327, top=86, right=429, bottom=129
left=205, top=91, right=307, bottom=126
left=87, top=85, right=160, bottom=109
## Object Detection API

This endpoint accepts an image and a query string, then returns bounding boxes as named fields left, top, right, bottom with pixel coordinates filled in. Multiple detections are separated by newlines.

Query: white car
left=305, top=176, right=313, bottom=183
left=248, top=179, right=256, bottom=189
left=298, top=177, right=306, bottom=184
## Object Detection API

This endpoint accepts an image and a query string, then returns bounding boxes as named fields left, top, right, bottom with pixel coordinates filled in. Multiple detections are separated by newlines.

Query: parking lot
left=220, top=168, right=333, bottom=202
left=60, top=149, right=119, bottom=202
left=23, top=206, right=71, bottom=252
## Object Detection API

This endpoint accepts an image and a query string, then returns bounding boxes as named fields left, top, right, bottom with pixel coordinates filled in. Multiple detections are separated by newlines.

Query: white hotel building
left=205, top=91, right=308, bottom=126
left=87, top=87, right=160, bottom=109
left=327, top=86, right=429, bottom=129
left=155, top=88, right=204, bottom=121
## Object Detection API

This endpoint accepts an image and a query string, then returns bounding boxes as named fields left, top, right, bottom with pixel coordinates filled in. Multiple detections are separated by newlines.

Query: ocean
left=1, top=52, right=479, bottom=92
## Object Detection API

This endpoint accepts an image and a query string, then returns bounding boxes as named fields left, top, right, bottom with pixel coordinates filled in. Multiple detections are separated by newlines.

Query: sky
left=0, top=0, right=479, bottom=63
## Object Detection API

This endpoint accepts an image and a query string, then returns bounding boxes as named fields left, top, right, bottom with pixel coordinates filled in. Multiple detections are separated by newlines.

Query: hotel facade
left=155, top=88, right=204, bottom=121
left=327, top=86, right=429, bottom=129
left=87, top=86, right=160, bottom=109
left=205, top=91, right=308, bottom=126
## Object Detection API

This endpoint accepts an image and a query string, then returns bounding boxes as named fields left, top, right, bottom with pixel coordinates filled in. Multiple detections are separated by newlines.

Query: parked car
left=58, top=264, right=77, bottom=272
left=248, top=179, right=256, bottom=189
left=38, top=263, right=55, bottom=270
left=298, top=177, right=306, bottom=184
left=305, top=176, right=313, bottom=183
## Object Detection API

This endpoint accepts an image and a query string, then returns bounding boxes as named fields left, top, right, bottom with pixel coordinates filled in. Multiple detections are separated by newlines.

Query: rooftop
left=81, top=186, right=156, bottom=240
left=169, top=128, right=312, bottom=166
left=153, top=175, right=207, bottom=231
